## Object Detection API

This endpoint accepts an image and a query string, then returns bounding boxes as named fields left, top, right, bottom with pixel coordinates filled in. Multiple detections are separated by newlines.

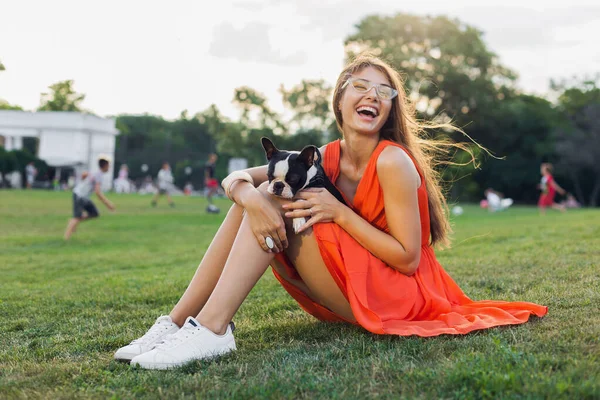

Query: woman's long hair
left=332, top=54, right=476, bottom=247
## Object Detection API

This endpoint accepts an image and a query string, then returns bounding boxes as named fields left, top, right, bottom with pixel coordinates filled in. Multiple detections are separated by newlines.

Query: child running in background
left=64, top=156, right=115, bottom=240
left=538, top=163, right=566, bottom=215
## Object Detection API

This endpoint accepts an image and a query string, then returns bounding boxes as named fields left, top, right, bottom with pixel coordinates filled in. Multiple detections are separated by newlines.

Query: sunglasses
left=342, top=77, right=398, bottom=100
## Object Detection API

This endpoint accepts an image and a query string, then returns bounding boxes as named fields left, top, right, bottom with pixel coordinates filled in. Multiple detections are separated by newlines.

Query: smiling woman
left=114, top=53, right=547, bottom=370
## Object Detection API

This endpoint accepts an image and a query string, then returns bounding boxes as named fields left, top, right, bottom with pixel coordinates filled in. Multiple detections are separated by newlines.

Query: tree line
left=1, top=13, right=599, bottom=205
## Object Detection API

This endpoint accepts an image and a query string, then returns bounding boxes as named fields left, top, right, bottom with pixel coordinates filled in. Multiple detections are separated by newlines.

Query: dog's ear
left=297, top=145, right=317, bottom=169
left=261, top=137, right=278, bottom=161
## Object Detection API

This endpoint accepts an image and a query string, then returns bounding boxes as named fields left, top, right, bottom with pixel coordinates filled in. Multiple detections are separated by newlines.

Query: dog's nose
left=273, top=181, right=284, bottom=193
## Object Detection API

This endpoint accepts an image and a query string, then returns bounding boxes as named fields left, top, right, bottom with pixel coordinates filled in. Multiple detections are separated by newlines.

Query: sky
left=1, top=0, right=599, bottom=121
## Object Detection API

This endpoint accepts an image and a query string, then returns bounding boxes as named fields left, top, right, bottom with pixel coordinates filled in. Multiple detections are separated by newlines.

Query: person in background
left=484, top=188, right=513, bottom=212
left=184, top=182, right=193, bottom=196
left=204, top=153, right=220, bottom=214
left=562, top=193, right=581, bottom=209
left=67, top=174, right=75, bottom=189
left=64, top=156, right=115, bottom=240
left=151, top=162, right=175, bottom=208
left=115, top=164, right=130, bottom=194
left=25, top=162, right=37, bottom=189
left=538, top=163, right=566, bottom=215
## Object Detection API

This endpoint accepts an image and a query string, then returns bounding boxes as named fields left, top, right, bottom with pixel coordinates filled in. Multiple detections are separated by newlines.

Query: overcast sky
left=1, top=0, right=598, bottom=120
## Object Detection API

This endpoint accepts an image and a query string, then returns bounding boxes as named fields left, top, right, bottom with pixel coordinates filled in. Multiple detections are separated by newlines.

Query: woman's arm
left=224, top=165, right=289, bottom=253
left=242, top=166, right=269, bottom=187
left=223, top=165, right=268, bottom=205
left=336, top=146, right=421, bottom=275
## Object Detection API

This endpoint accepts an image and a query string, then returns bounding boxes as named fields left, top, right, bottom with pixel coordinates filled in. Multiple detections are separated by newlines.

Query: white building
left=0, top=110, right=119, bottom=188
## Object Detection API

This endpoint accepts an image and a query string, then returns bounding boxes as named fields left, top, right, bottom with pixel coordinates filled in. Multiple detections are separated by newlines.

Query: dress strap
left=323, top=139, right=341, bottom=183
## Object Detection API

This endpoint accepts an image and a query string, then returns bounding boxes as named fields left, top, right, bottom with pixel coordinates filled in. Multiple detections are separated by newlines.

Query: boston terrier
left=261, top=137, right=346, bottom=233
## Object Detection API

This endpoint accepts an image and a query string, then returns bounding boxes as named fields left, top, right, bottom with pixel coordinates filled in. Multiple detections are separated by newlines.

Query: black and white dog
left=261, top=137, right=346, bottom=233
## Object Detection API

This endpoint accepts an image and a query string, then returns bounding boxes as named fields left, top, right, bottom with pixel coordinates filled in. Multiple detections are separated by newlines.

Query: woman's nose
left=364, top=87, right=378, bottom=100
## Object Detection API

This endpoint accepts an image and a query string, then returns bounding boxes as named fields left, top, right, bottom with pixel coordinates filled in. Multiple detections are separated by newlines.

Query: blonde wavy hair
left=333, top=54, right=476, bottom=247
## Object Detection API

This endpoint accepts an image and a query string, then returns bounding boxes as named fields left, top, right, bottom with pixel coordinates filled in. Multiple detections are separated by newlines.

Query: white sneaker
left=130, top=316, right=236, bottom=370
left=114, top=315, right=180, bottom=361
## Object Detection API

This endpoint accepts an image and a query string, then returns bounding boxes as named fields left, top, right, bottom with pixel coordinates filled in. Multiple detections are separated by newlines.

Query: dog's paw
left=293, top=217, right=307, bottom=234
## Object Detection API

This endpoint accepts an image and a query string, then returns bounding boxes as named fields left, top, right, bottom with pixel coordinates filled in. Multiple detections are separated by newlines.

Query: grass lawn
left=1, top=190, right=599, bottom=399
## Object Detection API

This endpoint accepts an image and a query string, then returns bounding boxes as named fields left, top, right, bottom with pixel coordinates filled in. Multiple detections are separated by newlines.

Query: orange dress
left=272, top=140, right=548, bottom=336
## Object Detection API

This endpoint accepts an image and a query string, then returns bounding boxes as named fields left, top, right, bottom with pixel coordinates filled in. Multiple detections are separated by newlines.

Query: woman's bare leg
left=285, top=229, right=355, bottom=322
left=196, top=185, right=354, bottom=335
left=169, top=203, right=244, bottom=326
left=196, top=213, right=276, bottom=334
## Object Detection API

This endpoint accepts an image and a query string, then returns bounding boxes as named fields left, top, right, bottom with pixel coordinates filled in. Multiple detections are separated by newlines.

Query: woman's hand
left=282, top=188, right=346, bottom=233
left=243, top=190, right=288, bottom=253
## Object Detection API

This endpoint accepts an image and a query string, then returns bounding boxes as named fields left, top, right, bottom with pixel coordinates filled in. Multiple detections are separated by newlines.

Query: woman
left=114, top=55, right=547, bottom=370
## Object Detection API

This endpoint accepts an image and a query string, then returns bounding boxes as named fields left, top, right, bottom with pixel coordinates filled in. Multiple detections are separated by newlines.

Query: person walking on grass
left=114, top=54, right=547, bottom=370
left=538, top=163, right=566, bottom=215
left=151, top=162, right=175, bottom=208
left=25, top=161, right=37, bottom=189
left=205, top=153, right=220, bottom=214
left=64, top=156, right=115, bottom=240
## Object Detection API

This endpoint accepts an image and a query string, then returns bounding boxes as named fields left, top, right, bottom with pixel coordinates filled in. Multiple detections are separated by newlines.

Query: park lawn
left=0, top=190, right=599, bottom=399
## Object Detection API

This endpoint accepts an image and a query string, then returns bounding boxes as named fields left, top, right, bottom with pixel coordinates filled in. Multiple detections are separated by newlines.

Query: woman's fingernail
left=285, top=212, right=291, bottom=217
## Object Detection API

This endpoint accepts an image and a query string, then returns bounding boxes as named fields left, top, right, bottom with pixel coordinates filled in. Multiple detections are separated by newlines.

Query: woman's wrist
left=232, top=181, right=259, bottom=208
left=334, top=204, right=352, bottom=227
left=222, top=171, right=255, bottom=201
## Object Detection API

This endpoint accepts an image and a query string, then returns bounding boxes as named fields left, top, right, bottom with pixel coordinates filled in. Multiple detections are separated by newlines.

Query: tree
left=233, top=87, right=285, bottom=134
left=0, top=60, right=23, bottom=110
left=0, top=147, right=17, bottom=187
left=552, top=75, right=600, bottom=115
left=345, top=13, right=516, bottom=132
left=38, top=80, right=85, bottom=112
left=0, top=100, right=23, bottom=110
left=115, top=111, right=223, bottom=188
left=472, top=94, right=559, bottom=203
left=553, top=78, right=600, bottom=206
left=280, top=80, right=334, bottom=132
left=195, top=104, right=224, bottom=154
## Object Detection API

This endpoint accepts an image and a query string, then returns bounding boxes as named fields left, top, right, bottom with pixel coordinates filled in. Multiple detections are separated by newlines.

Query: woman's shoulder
left=376, top=144, right=418, bottom=174
left=376, top=144, right=421, bottom=186
left=319, top=139, right=340, bottom=161
left=319, top=144, right=327, bottom=157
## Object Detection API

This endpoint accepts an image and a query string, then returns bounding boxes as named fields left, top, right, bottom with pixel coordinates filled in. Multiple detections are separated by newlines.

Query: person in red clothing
left=115, top=54, right=547, bottom=369
left=205, top=153, right=220, bottom=214
left=538, top=163, right=566, bottom=215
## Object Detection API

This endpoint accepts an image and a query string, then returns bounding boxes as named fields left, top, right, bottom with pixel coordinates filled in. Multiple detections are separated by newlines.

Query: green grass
left=1, top=190, right=599, bottom=399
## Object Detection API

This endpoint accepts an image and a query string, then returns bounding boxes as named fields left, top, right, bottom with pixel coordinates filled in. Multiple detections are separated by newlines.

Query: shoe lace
left=155, top=325, right=196, bottom=349
left=131, top=320, right=173, bottom=345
